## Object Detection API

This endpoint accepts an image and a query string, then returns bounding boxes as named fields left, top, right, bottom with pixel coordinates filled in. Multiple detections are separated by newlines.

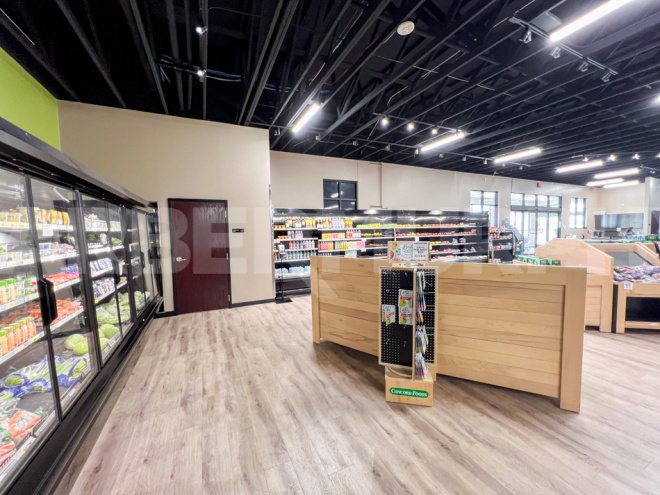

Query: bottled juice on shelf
left=0, top=331, right=6, bottom=355
left=0, top=281, right=7, bottom=304
left=6, top=328, right=15, bottom=351
left=6, top=280, right=15, bottom=301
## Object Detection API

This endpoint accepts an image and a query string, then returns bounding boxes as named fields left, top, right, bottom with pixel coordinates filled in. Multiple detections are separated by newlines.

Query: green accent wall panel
left=0, top=47, right=60, bottom=149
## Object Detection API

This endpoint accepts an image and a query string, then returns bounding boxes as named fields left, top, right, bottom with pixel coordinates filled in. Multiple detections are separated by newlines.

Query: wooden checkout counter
left=310, top=256, right=587, bottom=412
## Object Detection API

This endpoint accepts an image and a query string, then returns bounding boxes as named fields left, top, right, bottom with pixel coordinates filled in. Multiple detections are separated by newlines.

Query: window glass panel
left=340, top=200, right=356, bottom=210
left=470, top=204, right=482, bottom=213
left=470, top=191, right=482, bottom=204
left=483, top=192, right=497, bottom=205
left=340, top=182, right=356, bottom=200
left=323, top=200, right=340, bottom=209
left=524, top=194, right=536, bottom=207
left=486, top=205, right=497, bottom=227
left=570, top=198, right=577, bottom=213
left=577, top=198, right=586, bottom=213
left=577, top=214, right=585, bottom=228
left=511, top=193, right=523, bottom=206
left=537, top=195, right=548, bottom=207
left=569, top=214, right=576, bottom=228
left=549, top=196, right=560, bottom=208
left=323, top=181, right=339, bottom=200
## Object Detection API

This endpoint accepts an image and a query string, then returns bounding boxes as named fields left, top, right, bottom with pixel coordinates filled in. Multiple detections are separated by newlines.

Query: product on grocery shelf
left=7, top=410, right=41, bottom=443
left=613, top=265, right=660, bottom=284
left=99, top=338, right=109, bottom=350
left=381, top=305, right=395, bottom=326
left=84, top=214, right=108, bottom=231
left=56, top=356, right=88, bottom=387
left=73, top=340, right=89, bottom=356
left=0, top=358, right=51, bottom=390
left=39, top=242, right=76, bottom=259
left=64, top=334, right=85, bottom=350
left=398, top=289, right=413, bottom=326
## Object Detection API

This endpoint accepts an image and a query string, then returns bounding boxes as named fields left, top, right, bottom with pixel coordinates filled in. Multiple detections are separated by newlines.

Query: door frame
left=167, top=198, right=232, bottom=315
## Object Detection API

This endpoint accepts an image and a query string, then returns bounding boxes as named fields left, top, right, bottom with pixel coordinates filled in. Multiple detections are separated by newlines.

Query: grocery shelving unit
left=489, top=230, right=515, bottom=263
left=272, top=209, right=488, bottom=298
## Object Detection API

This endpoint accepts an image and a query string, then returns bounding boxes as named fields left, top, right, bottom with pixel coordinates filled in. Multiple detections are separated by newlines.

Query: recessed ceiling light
left=593, top=167, right=640, bottom=179
left=549, top=0, right=636, bottom=42
left=556, top=160, right=604, bottom=173
left=493, top=147, right=542, bottom=164
left=603, top=180, right=640, bottom=189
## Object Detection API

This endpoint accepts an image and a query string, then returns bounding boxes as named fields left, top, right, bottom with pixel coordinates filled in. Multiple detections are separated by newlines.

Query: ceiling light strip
left=603, top=180, right=640, bottom=189
left=420, top=131, right=465, bottom=153
left=493, top=147, right=541, bottom=164
left=586, top=178, right=624, bottom=187
left=549, top=0, right=637, bottom=42
left=291, top=103, right=321, bottom=134
left=593, top=167, right=640, bottom=179
left=556, top=160, right=604, bottom=174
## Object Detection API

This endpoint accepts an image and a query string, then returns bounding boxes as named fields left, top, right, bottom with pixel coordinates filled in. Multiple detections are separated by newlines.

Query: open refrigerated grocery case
left=0, top=116, right=162, bottom=494
left=271, top=208, right=489, bottom=298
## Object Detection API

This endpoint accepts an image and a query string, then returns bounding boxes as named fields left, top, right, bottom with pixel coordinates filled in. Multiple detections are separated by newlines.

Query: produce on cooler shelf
left=73, top=341, right=88, bottom=356
left=84, top=214, right=107, bottom=231
left=0, top=274, right=38, bottom=305
left=56, top=356, right=88, bottom=387
left=613, top=265, right=660, bottom=284
left=64, top=334, right=85, bottom=350
left=99, top=324, right=118, bottom=339
left=93, top=279, right=115, bottom=300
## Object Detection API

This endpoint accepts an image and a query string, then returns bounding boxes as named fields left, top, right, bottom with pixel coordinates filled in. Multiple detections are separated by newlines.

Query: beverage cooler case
left=0, top=119, right=161, bottom=494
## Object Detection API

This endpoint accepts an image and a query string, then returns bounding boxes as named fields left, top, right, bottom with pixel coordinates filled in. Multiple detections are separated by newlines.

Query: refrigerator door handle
left=38, top=278, right=58, bottom=328
left=112, top=259, right=121, bottom=285
left=140, top=252, right=146, bottom=269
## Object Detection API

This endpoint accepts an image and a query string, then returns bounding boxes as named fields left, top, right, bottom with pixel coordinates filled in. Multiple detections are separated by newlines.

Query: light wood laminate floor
left=60, top=296, right=660, bottom=494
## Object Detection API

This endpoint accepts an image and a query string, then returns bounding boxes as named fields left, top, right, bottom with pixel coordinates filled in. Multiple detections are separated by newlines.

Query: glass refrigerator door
left=31, top=180, right=98, bottom=414
left=137, top=212, right=155, bottom=305
left=0, top=170, right=60, bottom=487
left=126, top=211, right=147, bottom=314
left=81, top=197, right=124, bottom=364
left=108, top=205, right=133, bottom=336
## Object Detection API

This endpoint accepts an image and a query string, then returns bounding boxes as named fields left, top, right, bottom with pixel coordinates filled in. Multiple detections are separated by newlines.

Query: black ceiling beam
left=268, top=0, right=352, bottom=129
left=0, top=9, right=80, bottom=101
left=200, top=0, right=209, bottom=120
left=54, top=0, right=126, bottom=108
left=318, top=0, right=501, bottom=143
left=183, top=0, right=192, bottom=111
left=241, top=0, right=300, bottom=126
left=270, top=0, right=393, bottom=148
left=165, top=0, right=184, bottom=111
left=124, top=0, right=168, bottom=114
left=279, top=0, right=395, bottom=128
left=237, top=0, right=285, bottom=125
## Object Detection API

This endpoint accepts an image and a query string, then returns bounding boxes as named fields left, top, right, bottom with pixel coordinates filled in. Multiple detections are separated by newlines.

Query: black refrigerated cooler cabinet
left=0, top=117, right=162, bottom=494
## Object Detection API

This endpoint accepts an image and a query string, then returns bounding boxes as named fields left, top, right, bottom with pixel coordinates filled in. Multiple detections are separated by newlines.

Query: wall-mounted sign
left=232, top=228, right=245, bottom=233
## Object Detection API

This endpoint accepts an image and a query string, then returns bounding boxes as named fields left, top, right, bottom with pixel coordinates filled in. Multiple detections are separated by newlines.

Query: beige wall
left=58, top=102, right=273, bottom=311
left=271, top=151, right=605, bottom=236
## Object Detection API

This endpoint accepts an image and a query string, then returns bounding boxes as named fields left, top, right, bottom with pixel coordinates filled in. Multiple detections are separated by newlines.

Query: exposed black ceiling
left=2, top=0, right=660, bottom=185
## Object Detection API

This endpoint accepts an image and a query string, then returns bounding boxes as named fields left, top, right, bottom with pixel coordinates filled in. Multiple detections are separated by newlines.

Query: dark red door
left=170, top=200, right=230, bottom=314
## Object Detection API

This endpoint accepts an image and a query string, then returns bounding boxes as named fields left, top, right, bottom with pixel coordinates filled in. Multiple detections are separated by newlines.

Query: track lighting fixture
left=602, top=71, right=613, bottom=82
left=578, top=61, right=590, bottom=73
left=439, top=153, right=444, bottom=158
left=483, top=159, right=488, bottom=165
left=493, top=147, right=542, bottom=164
left=431, top=128, right=438, bottom=135
left=519, top=166, right=523, bottom=170
left=608, top=154, right=617, bottom=161
left=291, top=103, right=321, bottom=134
left=521, top=30, right=532, bottom=44
left=381, top=116, right=389, bottom=127
left=550, top=47, right=562, bottom=59
left=407, top=122, right=415, bottom=131
left=196, top=69, right=206, bottom=77
left=352, top=140, right=358, bottom=146
left=462, top=156, right=467, bottom=162
left=385, top=144, right=391, bottom=152
left=549, top=0, right=636, bottom=42
left=583, top=157, right=589, bottom=162
left=632, top=153, right=640, bottom=160
left=414, top=149, right=419, bottom=155
left=195, top=26, right=207, bottom=35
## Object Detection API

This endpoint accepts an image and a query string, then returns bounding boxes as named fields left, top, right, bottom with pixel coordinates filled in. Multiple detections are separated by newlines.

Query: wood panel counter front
left=311, top=257, right=587, bottom=412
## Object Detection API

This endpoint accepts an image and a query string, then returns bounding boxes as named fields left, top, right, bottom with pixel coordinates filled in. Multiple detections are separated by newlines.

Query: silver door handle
left=175, top=257, right=187, bottom=262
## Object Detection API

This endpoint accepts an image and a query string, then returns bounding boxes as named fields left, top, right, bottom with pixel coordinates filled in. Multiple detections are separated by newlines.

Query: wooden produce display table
left=536, top=239, right=614, bottom=333
left=538, top=240, right=660, bottom=333
left=311, top=256, right=587, bottom=412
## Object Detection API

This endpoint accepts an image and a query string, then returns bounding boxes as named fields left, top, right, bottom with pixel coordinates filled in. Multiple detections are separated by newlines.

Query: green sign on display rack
left=389, top=387, right=429, bottom=398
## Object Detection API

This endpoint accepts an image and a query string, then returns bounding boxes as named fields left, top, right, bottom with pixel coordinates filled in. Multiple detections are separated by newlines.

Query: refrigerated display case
left=80, top=197, right=129, bottom=364
left=137, top=212, right=155, bottom=306
left=0, top=117, right=162, bottom=494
